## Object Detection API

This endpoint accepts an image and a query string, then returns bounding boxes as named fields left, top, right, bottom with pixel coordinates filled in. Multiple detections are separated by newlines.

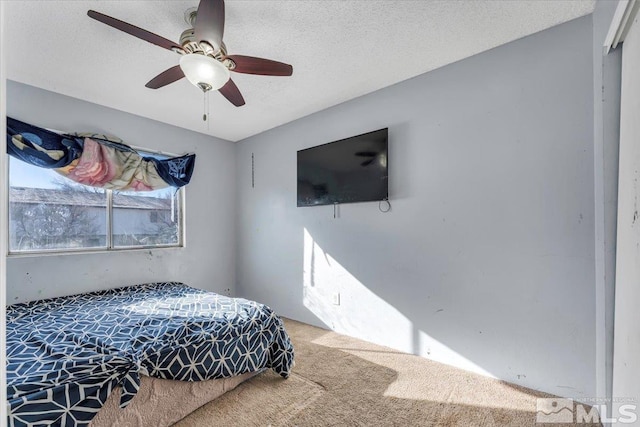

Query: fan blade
left=145, top=66, right=185, bottom=89
left=195, top=0, right=225, bottom=50
left=218, top=78, right=245, bottom=107
left=227, top=55, right=293, bottom=76
left=88, top=10, right=182, bottom=52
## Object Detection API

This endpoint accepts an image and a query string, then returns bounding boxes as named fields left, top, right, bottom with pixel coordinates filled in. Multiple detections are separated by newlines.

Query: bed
left=6, top=282, right=295, bottom=426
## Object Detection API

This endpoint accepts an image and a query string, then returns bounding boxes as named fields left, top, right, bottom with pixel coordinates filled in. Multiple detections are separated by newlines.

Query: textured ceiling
left=4, top=1, right=595, bottom=142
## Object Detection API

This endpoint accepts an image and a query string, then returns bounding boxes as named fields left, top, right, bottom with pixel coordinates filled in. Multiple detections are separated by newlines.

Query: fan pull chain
left=203, top=90, right=207, bottom=122
left=201, top=90, right=212, bottom=130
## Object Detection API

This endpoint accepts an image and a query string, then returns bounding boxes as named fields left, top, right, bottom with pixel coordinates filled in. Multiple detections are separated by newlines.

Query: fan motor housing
left=178, top=27, right=233, bottom=70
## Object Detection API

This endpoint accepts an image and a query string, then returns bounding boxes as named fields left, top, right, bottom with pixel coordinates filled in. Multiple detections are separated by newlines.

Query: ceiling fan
left=87, top=0, right=293, bottom=107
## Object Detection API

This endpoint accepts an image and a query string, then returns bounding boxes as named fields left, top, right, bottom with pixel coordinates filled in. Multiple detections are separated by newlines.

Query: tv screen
left=297, top=128, right=388, bottom=207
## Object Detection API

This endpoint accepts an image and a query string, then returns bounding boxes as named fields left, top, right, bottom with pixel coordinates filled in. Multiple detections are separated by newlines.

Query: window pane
left=9, top=158, right=107, bottom=252
left=112, top=188, right=181, bottom=248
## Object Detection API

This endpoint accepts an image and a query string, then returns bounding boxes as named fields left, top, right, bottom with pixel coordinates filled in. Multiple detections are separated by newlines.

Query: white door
left=612, top=6, right=640, bottom=425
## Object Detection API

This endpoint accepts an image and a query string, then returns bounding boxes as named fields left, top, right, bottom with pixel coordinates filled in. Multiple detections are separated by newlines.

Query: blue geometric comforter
left=6, top=282, right=294, bottom=426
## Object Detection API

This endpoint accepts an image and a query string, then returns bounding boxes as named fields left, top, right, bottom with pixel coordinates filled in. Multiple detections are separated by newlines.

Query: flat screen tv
left=297, top=128, right=388, bottom=207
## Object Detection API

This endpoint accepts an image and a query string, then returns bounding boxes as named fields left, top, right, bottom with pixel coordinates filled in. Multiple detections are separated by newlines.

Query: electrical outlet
left=332, top=292, right=340, bottom=305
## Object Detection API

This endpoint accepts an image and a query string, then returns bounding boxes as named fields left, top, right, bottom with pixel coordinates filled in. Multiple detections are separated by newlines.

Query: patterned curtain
left=6, top=117, right=196, bottom=190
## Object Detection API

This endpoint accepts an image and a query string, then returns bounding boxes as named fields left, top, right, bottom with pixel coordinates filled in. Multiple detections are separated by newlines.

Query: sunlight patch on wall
left=415, top=330, right=496, bottom=379
left=303, top=228, right=500, bottom=390
left=302, top=228, right=413, bottom=352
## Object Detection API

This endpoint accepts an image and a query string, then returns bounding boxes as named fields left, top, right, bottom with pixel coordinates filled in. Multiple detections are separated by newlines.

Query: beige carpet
left=174, top=319, right=598, bottom=426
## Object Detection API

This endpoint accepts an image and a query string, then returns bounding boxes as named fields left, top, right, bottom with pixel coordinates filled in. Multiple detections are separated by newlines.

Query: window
left=112, top=187, right=180, bottom=248
left=8, top=150, right=184, bottom=254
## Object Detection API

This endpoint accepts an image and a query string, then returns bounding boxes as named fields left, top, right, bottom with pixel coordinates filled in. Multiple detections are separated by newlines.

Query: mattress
left=89, top=371, right=258, bottom=427
left=6, top=282, right=294, bottom=426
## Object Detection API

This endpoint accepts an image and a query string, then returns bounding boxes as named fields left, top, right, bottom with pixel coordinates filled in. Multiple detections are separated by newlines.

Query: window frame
left=7, top=146, right=186, bottom=256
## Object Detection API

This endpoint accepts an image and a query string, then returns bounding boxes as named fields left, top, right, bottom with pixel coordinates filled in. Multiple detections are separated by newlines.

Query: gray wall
left=6, top=81, right=237, bottom=303
left=235, top=16, right=596, bottom=398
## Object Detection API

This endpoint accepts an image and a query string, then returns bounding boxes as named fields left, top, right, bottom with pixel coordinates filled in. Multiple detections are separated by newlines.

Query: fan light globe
left=179, top=53, right=230, bottom=91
